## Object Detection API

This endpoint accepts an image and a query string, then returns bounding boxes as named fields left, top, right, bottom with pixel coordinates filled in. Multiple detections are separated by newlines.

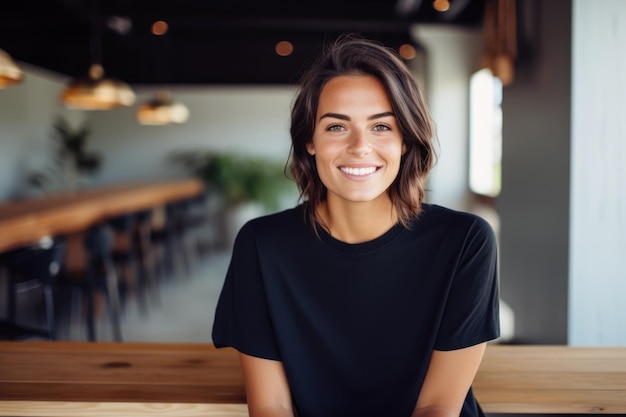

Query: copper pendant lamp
left=61, top=63, right=135, bottom=110
left=0, top=48, right=24, bottom=88
left=137, top=90, right=189, bottom=125
left=60, top=2, right=135, bottom=110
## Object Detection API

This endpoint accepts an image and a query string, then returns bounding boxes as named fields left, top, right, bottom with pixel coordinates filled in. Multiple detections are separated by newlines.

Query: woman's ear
left=306, top=142, right=315, bottom=156
left=402, top=142, right=407, bottom=155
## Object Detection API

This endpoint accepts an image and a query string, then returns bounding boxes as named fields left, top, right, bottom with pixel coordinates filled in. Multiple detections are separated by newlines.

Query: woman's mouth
left=339, top=166, right=379, bottom=176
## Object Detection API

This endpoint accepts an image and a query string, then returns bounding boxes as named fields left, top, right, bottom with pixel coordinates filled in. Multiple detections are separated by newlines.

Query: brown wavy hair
left=289, top=34, right=436, bottom=230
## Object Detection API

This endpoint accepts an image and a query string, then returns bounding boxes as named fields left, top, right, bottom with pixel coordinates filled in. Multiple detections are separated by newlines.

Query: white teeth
left=340, top=166, right=377, bottom=176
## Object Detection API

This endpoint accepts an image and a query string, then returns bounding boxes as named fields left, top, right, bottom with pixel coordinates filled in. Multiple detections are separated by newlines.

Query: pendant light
left=0, top=49, right=24, bottom=88
left=136, top=20, right=189, bottom=126
left=137, top=90, right=189, bottom=125
left=60, top=1, right=135, bottom=109
left=61, top=63, right=135, bottom=109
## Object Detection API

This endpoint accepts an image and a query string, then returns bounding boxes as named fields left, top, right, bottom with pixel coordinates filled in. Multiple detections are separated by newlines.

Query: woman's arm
left=239, top=352, right=295, bottom=417
left=411, top=343, right=487, bottom=417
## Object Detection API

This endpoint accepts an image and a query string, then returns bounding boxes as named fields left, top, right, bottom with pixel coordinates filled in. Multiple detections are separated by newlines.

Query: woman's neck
left=317, top=196, right=398, bottom=244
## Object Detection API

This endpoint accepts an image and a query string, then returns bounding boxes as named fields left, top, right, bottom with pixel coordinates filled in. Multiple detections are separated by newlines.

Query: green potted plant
left=169, top=151, right=293, bottom=209
left=169, top=150, right=296, bottom=247
left=28, top=116, right=102, bottom=193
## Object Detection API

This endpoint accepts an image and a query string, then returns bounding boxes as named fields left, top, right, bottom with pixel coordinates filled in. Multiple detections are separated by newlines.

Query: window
left=469, top=68, right=502, bottom=197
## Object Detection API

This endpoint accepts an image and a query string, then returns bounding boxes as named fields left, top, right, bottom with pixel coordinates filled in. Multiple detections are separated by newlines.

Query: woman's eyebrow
left=318, top=111, right=395, bottom=122
left=367, top=111, right=395, bottom=120
left=319, top=112, right=349, bottom=122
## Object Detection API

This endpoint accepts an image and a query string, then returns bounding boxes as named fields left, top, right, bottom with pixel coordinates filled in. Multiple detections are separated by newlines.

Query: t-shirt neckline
left=316, top=221, right=405, bottom=255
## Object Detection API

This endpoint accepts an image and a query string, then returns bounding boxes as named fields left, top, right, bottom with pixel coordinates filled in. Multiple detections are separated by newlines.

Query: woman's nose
left=347, top=131, right=372, bottom=157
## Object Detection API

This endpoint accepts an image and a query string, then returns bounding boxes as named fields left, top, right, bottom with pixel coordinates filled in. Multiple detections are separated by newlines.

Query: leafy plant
left=169, top=151, right=294, bottom=210
left=28, top=116, right=102, bottom=191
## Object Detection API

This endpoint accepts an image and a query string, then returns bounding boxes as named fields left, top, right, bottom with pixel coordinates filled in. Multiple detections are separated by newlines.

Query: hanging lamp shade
left=60, top=64, right=136, bottom=110
left=482, top=0, right=517, bottom=86
left=0, top=49, right=24, bottom=88
left=136, top=91, right=189, bottom=125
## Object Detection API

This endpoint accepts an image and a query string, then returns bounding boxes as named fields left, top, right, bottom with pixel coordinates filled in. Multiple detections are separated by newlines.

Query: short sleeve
left=211, top=223, right=281, bottom=360
left=434, top=217, right=500, bottom=351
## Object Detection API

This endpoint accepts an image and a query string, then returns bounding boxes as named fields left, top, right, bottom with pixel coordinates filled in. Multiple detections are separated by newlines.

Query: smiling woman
left=211, top=35, right=500, bottom=417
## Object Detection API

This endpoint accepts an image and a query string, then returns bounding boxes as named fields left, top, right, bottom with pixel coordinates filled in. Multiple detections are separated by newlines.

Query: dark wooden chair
left=57, top=224, right=122, bottom=342
left=0, top=237, right=65, bottom=340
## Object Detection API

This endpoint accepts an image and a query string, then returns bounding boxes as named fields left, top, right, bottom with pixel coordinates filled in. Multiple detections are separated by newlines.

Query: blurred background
left=0, top=0, right=624, bottom=346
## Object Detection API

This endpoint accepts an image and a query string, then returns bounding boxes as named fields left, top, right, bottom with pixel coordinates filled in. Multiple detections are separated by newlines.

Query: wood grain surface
left=472, top=345, right=626, bottom=414
left=0, top=178, right=204, bottom=253
left=1, top=342, right=625, bottom=415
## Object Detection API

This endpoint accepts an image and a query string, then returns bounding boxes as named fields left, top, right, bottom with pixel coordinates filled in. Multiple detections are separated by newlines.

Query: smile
left=339, top=166, right=378, bottom=176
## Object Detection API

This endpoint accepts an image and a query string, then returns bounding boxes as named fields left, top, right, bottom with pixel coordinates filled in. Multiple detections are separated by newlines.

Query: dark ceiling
left=0, top=0, right=485, bottom=85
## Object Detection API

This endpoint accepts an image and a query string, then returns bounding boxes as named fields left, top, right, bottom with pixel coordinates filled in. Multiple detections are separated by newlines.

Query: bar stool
left=109, top=213, right=142, bottom=311
left=0, top=237, right=65, bottom=340
left=177, top=198, right=200, bottom=274
left=134, top=209, right=160, bottom=305
left=106, top=209, right=165, bottom=315
left=186, top=192, right=210, bottom=258
left=58, top=224, right=122, bottom=341
left=151, top=202, right=187, bottom=280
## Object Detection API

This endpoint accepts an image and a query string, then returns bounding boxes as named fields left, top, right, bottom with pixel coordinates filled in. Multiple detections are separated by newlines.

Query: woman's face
left=307, top=74, right=405, bottom=206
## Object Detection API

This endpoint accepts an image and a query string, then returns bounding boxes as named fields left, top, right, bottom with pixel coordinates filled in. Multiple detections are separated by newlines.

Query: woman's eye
left=327, top=124, right=345, bottom=132
left=373, top=124, right=391, bottom=132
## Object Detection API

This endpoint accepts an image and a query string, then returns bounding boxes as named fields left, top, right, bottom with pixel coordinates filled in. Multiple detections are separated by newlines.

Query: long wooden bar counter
left=0, top=178, right=204, bottom=253
left=0, top=342, right=625, bottom=416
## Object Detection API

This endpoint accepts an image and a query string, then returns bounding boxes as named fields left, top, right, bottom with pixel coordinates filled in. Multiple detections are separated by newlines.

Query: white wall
left=412, top=25, right=483, bottom=211
left=569, top=0, right=626, bottom=346
left=0, top=65, right=85, bottom=199
left=87, top=86, right=297, bottom=184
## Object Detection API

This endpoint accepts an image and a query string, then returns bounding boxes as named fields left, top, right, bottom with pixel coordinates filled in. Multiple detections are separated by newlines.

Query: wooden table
left=0, top=342, right=625, bottom=416
left=473, top=345, right=626, bottom=414
left=0, top=178, right=204, bottom=253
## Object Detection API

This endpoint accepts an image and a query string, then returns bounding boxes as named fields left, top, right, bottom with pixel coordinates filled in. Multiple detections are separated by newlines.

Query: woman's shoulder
left=246, top=205, right=302, bottom=226
left=417, top=203, right=496, bottom=237
left=238, top=205, right=307, bottom=239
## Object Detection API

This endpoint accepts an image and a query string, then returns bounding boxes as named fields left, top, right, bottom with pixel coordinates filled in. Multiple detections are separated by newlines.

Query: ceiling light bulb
left=399, top=44, right=417, bottom=60
left=275, top=41, right=294, bottom=57
left=433, top=0, right=450, bottom=12
left=152, top=21, right=169, bottom=36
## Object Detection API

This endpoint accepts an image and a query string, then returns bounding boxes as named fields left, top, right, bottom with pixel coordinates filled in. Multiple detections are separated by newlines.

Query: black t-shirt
left=212, top=203, right=500, bottom=417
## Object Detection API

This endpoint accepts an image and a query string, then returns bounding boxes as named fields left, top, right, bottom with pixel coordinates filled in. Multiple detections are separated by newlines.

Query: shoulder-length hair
left=289, top=34, right=436, bottom=230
